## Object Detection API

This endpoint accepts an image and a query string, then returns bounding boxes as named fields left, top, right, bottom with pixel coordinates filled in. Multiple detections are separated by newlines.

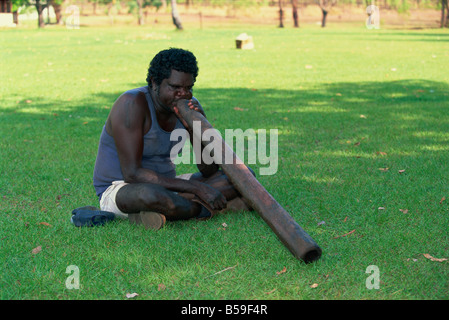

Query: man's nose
left=177, top=87, right=191, bottom=99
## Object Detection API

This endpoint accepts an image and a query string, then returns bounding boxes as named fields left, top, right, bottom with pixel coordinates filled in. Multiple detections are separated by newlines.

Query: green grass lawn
left=1, top=21, right=449, bottom=300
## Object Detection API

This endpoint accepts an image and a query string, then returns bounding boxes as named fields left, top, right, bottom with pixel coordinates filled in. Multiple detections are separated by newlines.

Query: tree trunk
left=51, top=1, right=63, bottom=25
left=35, top=0, right=45, bottom=28
left=321, top=8, right=328, bottom=27
left=137, top=0, right=144, bottom=25
left=278, top=0, right=284, bottom=28
left=171, top=0, right=183, bottom=30
left=46, top=3, right=50, bottom=24
left=107, top=3, right=115, bottom=25
left=291, top=0, right=299, bottom=27
left=445, top=0, right=449, bottom=27
left=441, top=0, right=446, bottom=28
left=12, top=10, right=18, bottom=24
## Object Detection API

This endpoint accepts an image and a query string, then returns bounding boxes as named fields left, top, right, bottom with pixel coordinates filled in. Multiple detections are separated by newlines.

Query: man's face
left=153, top=69, right=194, bottom=112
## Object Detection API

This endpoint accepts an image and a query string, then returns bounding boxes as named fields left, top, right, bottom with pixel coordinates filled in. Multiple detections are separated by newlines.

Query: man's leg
left=115, top=169, right=252, bottom=229
left=188, top=169, right=253, bottom=212
left=115, top=182, right=202, bottom=221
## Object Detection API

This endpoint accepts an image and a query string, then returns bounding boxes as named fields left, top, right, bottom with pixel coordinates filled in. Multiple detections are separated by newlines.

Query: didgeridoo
left=175, top=101, right=322, bottom=263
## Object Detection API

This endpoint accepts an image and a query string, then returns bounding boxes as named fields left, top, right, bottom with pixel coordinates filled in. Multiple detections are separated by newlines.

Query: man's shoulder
left=124, top=86, right=148, bottom=95
left=106, top=87, right=150, bottom=134
left=115, top=87, right=148, bottom=108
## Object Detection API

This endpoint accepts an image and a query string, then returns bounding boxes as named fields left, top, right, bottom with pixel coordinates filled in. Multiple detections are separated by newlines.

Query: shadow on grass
left=196, top=79, right=449, bottom=150
left=3, top=78, right=447, bottom=127
left=1, top=79, right=448, bottom=208
left=362, top=31, right=449, bottom=42
left=2, top=78, right=448, bottom=170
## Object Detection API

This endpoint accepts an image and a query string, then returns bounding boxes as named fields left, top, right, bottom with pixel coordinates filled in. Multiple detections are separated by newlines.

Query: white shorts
left=99, top=174, right=193, bottom=219
left=100, top=180, right=129, bottom=219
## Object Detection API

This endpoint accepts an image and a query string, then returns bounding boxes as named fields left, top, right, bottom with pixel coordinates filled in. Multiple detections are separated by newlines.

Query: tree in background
left=34, top=0, right=46, bottom=27
left=128, top=0, right=162, bottom=25
left=12, top=0, right=47, bottom=27
left=278, top=0, right=284, bottom=27
left=87, top=0, right=99, bottom=14
left=136, top=0, right=144, bottom=24
left=171, top=0, right=183, bottom=29
left=318, top=0, right=337, bottom=27
left=11, top=0, right=26, bottom=24
left=12, top=0, right=64, bottom=27
left=441, top=0, right=448, bottom=27
left=8, top=0, right=449, bottom=29
left=279, top=0, right=299, bottom=27
left=291, top=0, right=299, bottom=27
left=49, top=0, right=63, bottom=24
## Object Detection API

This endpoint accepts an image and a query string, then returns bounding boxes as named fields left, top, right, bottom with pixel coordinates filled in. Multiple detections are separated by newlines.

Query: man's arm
left=109, top=92, right=226, bottom=210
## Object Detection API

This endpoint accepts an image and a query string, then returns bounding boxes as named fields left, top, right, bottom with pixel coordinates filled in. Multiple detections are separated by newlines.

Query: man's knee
left=136, top=184, right=176, bottom=212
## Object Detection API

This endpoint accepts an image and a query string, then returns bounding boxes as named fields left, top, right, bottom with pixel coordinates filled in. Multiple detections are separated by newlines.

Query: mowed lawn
left=1, top=21, right=449, bottom=300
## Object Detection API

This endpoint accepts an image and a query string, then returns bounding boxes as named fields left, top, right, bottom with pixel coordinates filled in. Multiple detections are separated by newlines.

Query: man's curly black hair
left=146, top=48, right=199, bottom=89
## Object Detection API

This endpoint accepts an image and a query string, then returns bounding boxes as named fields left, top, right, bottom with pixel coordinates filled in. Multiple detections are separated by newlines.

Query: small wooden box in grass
left=235, top=33, right=254, bottom=50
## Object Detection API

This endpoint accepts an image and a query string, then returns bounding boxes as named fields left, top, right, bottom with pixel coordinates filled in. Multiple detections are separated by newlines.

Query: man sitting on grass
left=92, top=48, right=250, bottom=230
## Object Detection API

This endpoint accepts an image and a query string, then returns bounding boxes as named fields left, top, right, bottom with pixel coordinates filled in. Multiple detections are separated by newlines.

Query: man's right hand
left=173, top=98, right=206, bottom=131
left=173, top=99, right=191, bottom=130
left=193, top=181, right=227, bottom=211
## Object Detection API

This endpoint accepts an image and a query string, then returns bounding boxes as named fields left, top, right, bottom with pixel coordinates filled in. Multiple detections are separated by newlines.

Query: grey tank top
left=93, top=86, right=187, bottom=200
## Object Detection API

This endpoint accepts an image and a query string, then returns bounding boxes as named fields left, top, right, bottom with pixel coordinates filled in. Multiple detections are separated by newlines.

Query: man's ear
left=150, top=77, right=157, bottom=90
left=151, top=79, right=161, bottom=95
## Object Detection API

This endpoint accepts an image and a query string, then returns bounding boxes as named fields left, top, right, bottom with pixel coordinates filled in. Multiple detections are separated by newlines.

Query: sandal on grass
left=70, top=206, right=115, bottom=227
left=128, top=211, right=166, bottom=230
